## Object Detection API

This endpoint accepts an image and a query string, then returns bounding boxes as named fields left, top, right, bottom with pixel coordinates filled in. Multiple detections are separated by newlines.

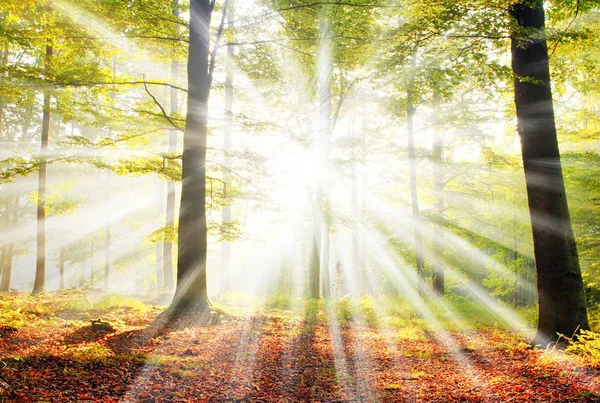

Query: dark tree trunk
left=163, top=0, right=179, bottom=292
left=33, top=43, right=52, bottom=295
left=406, top=87, right=424, bottom=279
left=510, top=2, right=589, bottom=345
left=171, top=0, right=212, bottom=312
left=220, top=0, right=234, bottom=293
left=432, top=130, right=444, bottom=294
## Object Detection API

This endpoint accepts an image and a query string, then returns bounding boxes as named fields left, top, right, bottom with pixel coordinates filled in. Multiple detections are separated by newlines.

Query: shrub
left=566, top=330, right=600, bottom=366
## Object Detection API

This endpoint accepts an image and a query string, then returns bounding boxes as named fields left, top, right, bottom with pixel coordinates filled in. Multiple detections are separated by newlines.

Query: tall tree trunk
left=0, top=246, right=6, bottom=291
left=163, top=0, right=179, bottom=292
left=351, top=145, right=359, bottom=292
left=156, top=177, right=164, bottom=291
left=32, top=43, right=52, bottom=295
left=0, top=195, right=17, bottom=291
left=432, top=129, right=444, bottom=294
left=59, top=247, right=65, bottom=290
left=104, top=169, right=111, bottom=289
left=0, top=197, right=12, bottom=292
left=220, top=0, right=234, bottom=293
left=406, top=86, right=424, bottom=279
left=510, top=2, right=588, bottom=344
left=0, top=200, right=7, bottom=289
left=172, top=0, right=213, bottom=312
left=104, top=57, right=117, bottom=290
left=317, top=20, right=332, bottom=298
left=309, top=203, right=320, bottom=298
left=513, top=214, right=519, bottom=307
left=90, top=237, right=94, bottom=285
left=0, top=39, right=8, bottom=136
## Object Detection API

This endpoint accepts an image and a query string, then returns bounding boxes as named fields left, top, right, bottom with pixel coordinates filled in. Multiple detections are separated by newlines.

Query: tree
left=509, top=1, right=589, bottom=344
left=163, top=0, right=180, bottom=292
left=32, top=42, right=52, bottom=295
left=171, top=0, right=226, bottom=313
left=220, top=0, right=234, bottom=293
left=0, top=196, right=17, bottom=292
left=406, top=79, right=425, bottom=281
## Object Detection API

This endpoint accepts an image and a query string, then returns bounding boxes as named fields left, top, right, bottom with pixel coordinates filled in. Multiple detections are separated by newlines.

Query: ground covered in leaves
left=0, top=292, right=599, bottom=402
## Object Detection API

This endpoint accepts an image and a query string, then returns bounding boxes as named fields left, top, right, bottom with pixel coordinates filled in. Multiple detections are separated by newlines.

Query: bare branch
left=10, top=35, right=188, bottom=43
left=142, top=80, right=185, bottom=132
left=2, top=80, right=188, bottom=93
left=208, top=0, right=230, bottom=87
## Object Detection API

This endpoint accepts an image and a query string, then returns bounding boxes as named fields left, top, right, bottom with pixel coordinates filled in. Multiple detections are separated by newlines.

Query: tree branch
left=142, top=80, right=185, bottom=132
left=208, top=0, right=230, bottom=88
left=2, top=80, right=188, bottom=93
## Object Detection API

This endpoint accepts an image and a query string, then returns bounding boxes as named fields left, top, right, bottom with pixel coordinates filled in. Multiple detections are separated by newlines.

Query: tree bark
left=32, top=43, right=52, bottom=295
left=171, top=0, right=212, bottom=312
left=510, top=2, right=589, bottom=344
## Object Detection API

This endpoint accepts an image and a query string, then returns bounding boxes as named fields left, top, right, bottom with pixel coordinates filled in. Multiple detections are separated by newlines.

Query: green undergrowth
left=566, top=330, right=600, bottom=367
left=0, top=290, right=586, bottom=339
left=0, top=290, right=157, bottom=329
left=216, top=292, right=538, bottom=335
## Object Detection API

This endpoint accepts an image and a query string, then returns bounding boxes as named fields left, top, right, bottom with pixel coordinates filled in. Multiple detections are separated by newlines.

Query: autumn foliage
left=0, top=292, right=598, bottom=402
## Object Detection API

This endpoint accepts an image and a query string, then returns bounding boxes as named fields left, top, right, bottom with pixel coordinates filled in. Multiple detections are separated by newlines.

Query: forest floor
left=0, top=292, right=599, bottom=402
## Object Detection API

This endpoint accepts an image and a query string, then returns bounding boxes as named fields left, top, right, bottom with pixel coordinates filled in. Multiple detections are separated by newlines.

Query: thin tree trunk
left=510, top=2, right=589, bottom=344
left=406, top=86, right=424, bottom=279
left=104, top=169, right=111, bottom=289
left=513, top=214, right=519, bottom=307
left=317, top=20, right=332, bottom=298
left=0, top=195, right=20, bottom=291
left=104, top=58, right=116, bottom=290
left=220, top=0, right=234, bottom=293
left=0, top=246, right=6, bottom=291
left=156, top=177, right=164, bottom=291
left=32, top=43, right=52, bottom=295
left=163, top=0, right=179, bottom=291
left=0, top=196, right=13, bottom=292
left=351, top=150, right=359, bottom=290
left=432, top=129, right=444, bottom=294
left=78, top=263, right=85, bottom=288
left=0, top=39, right=8, bottom=135
left=59, top=247, right=65, bottom=290
left=172, top=0, right=213, bottom=312
left=90, top=237, right=94, bottom=285
left=361, top=114, right=367, bottom=290
left=309, top=203, right=320, bottom=299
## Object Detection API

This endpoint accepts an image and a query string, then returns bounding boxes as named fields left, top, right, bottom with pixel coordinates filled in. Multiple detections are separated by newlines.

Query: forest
left=0, top=0, right=599, bottom=401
